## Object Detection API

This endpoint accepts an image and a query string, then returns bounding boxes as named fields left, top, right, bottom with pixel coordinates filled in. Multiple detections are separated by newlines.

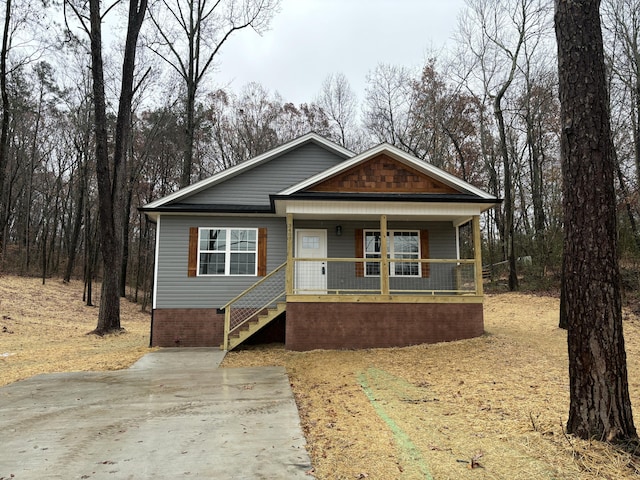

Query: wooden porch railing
left=222, top=257, right=481, bottom=349
left=291, top=258, right=479, bottom=295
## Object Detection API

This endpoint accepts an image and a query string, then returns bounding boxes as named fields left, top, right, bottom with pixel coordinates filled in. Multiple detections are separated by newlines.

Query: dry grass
left=3, top=275, right=640, bottom=479
left=223, top=294, right=640, bottom=480
left=0, top=275, right=152, bottom=386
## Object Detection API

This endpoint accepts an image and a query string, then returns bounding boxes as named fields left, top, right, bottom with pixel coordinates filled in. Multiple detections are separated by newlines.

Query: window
left=302, top=236, right=320, bottom=249
left=364, top=230, right=420, bottom=277
left=198, top=228, right=257, bottom=276
left=391, top=231, right=420, bottom=276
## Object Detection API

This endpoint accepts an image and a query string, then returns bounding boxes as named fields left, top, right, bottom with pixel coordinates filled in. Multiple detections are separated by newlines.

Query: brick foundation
left=151, top=302, right=484, bottom=351
left=285, top=302, right=484, bottom=351
left=151, top=308, right=223, bottom=347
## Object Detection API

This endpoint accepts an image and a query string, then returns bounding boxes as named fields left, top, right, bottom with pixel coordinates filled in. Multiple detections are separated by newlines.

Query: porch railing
left=291, top=258, right=478, bottom=295
left=222, top=262, right=287, bottom=350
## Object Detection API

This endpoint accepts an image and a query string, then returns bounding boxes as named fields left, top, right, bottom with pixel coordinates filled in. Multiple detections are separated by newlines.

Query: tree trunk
left=89, top=0, right=121, bottom=333
left=120, top=187, right=132, bottom=297
left=555, top=0, right=636, bottom=441
left=88, top=0, right=146, bottom=333
left=635, top=59, right=640, bottom=187
left=494, top=97, right=519, bottom=291
left=84, top=207, right=99, bottom=307
left=114, top=0, right=146, bottom=300
left=0, top=0, right=12, bottom=253
left=527, top=109, right=546, bottom=235
left=64, top=150, right=87, bottom=283
left=181, top=80, right=196, bottom=187
left=41, top=216, right=48, bottom=285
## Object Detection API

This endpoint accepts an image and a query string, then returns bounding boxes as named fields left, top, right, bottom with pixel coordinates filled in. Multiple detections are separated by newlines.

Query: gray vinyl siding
left=156, top=216, right=461, bottom=309
left=156, top=215, right=287, bottom=309
left=294, top=220, right=458, bottom=292
left=181, top=143, right=345, bottom=206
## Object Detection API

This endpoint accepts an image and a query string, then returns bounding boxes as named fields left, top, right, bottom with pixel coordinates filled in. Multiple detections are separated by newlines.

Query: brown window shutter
left=420, top=230, right=429, bottom=278
left=188, top=227, right=198, bottom=277
left=258, top=227, right=267, bottom=276
left=355, top=228, right=364, bottom=277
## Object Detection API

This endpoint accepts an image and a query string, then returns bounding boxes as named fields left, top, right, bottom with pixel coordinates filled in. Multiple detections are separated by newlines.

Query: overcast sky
left=215, top=0, right=467, bottom=105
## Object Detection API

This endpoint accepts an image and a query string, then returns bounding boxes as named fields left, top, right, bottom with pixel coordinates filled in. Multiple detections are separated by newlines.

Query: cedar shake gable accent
left=307, top=154, right=459, bottom=194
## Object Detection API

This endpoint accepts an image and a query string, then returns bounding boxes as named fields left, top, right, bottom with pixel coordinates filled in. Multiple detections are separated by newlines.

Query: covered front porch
left=222, top=210, right=485, bottom=351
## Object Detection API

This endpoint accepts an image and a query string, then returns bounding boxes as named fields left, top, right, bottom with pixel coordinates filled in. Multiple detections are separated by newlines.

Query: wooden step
left=225, top=303, right=287, bottom=351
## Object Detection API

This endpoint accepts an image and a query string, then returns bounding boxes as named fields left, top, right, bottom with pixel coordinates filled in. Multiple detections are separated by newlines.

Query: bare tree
left=0, top=0, right=11, bottom=251
left=63, top=93, right=93, bottom=283
left=555, top=0, right=636, bottom=441
left=317, top=72, right=358, bottom=149
left=363, top=63, right=414, bottom=148
left=275, top=101, right=333, bottom=143
left=147, top=0, right=280, bottom=187
left=603, top=0, right=640, bottom=183
left=602, top=0, right=640, bottom=252
left=458, top=0, right=549, bottom=290
left=0, top=0, right=52, bottom=254
left=201, top=84, right=334, bottom=172
left=67, top=0, right=147, bottom=332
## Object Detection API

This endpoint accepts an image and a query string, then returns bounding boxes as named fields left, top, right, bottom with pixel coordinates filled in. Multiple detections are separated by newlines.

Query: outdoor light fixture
left=335, top=225, right=343, bottom=236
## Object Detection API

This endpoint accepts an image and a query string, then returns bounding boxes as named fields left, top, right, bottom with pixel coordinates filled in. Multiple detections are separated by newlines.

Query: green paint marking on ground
left=358, top=370, right=434, bottom=480
left=365, top=367, right=428, bottom=402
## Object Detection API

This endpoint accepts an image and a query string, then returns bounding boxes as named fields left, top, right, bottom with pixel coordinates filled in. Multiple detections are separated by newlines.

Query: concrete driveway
left=0, top=348, right=312, bottom=479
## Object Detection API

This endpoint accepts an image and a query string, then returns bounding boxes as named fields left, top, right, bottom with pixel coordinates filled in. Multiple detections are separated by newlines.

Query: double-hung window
left=198, top=228, right=257, bottom=275
left=364, top=230, right=420, bottom=277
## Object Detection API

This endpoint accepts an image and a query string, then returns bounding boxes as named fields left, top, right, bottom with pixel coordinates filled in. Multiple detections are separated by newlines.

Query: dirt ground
left=2, top=275, right=640, bottom=479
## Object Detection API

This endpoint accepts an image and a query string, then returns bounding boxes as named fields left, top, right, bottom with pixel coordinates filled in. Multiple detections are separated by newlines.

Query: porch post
left=380, top=214, right=389, bottom=295
left=286, top=213, right=294, bottom=295
left=472, top=215, right=484, bottom=296
left=223, top=308, right=230, bottom=350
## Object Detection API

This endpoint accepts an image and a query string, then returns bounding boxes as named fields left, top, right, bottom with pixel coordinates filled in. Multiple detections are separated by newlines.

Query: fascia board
left=143, top=133, right=354, bottom=209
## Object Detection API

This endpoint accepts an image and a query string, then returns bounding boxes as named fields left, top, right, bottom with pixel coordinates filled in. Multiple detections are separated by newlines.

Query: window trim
left=363, top=229, right=421, bottom=278
left=197, top=227, right=259, bottom=276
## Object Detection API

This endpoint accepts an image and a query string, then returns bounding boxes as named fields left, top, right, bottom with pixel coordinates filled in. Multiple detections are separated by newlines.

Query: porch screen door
left=295, top=229, right=327, bottom=294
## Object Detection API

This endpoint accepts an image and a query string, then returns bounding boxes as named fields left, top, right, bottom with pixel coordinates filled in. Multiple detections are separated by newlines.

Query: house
left=141, top=133, right=500, bottom=351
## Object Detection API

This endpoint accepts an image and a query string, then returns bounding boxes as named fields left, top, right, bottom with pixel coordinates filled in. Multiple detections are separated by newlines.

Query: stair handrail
left=228, top=290, right=284, bottom=336
left=222, top=262, right=287, bottom=350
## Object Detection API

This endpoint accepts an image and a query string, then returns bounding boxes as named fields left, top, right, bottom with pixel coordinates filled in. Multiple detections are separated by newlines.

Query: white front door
left=295, top=229, right=327, bottom=294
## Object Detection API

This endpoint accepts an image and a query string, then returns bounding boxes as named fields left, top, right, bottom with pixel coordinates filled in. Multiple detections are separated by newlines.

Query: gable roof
left=279, top=142, right=496, bottom=200
left=142, top=132, right=354, bottom=210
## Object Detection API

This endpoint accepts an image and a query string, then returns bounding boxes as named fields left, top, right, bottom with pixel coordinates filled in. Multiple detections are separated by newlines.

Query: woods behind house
left=1, top=0, right=640, bottom=304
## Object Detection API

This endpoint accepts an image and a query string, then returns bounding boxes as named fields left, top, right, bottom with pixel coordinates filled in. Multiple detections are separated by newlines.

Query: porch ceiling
left=273, top=197, right=495, bottom=225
